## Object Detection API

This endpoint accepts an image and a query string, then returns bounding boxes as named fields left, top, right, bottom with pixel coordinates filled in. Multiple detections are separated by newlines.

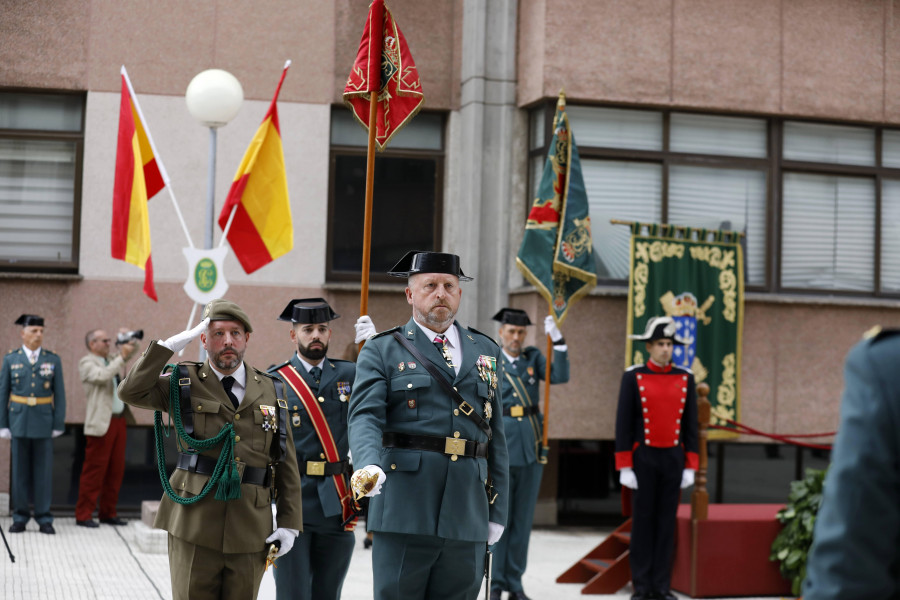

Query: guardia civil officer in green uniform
left=118, top=299, right=303, bottom=600
left=349, top=250, right=510, bottom=600
left=803, top=327, right=900, bottom=599
left=0, top=314, right=66, bottom=535
left=489, top=308, right=569, bottom=600
left=268, top=298, right=357, bottom=600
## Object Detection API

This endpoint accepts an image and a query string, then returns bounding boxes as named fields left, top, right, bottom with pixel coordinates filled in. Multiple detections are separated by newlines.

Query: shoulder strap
left=391, top=331, right=492, bottom=440
left=272, top=377, right=287, bottom=463
left=177, top=364, right=194, bottom=435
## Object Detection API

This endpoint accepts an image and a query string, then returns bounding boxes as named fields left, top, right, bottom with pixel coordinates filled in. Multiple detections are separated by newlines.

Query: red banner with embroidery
left=277, top=365, right=358, bottom=530
left=343, top=0, right=424, bottom=151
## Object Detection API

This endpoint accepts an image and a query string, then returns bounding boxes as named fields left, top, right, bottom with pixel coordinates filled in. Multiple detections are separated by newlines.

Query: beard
left=211, top=347, right=243, bottom=371
left=415, top=302, right=455, bottom=331
left=298, top=339, right=328, bottom=362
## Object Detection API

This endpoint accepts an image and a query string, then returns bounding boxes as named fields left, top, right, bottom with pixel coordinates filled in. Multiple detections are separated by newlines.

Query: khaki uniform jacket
left=118, top=341, right=303, bottom=553
left=79, top=352, right=134, bottom=437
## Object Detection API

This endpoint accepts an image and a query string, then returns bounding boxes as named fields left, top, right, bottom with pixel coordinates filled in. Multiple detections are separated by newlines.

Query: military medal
left=337, top=381, right=351, bottom=402
left=291, top=413, right=301, bottom=427
left=259, top=405, right=277, bottom=431
left=408, top=362, right=416, bottom=369
left=39, top=363, right=54, bottom=377
left=398, top=362, right=405, bottom=372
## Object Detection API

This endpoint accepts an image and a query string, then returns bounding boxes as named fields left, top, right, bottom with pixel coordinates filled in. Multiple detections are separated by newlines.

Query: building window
left=0, top=92, right=84, bottom=273
left=327, top=108, right=444, bottom=282
left=529, top=104, right=900, bottom=296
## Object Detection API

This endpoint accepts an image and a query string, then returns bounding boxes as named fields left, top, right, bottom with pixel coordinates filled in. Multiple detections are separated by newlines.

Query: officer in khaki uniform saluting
left=118, top=299, right=302, bottom=600
left=349, top=251, right=510, bottom=600
left=489, top=308, right=569, bottom=600
left=0, top=314, right=66, bottom=535
left=268, top=298, right=357, bottom=600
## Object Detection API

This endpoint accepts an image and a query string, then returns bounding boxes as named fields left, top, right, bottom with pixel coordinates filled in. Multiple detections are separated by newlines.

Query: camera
left=116, top=330, right=144, bottom=345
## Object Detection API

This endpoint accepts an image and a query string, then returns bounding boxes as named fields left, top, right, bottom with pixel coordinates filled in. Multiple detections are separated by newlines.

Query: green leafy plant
left=770, top=467, right=827, bottom=596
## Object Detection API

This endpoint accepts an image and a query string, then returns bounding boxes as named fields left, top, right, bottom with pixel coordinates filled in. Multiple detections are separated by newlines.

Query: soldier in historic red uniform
left=615, top=316, right=699, bottom=600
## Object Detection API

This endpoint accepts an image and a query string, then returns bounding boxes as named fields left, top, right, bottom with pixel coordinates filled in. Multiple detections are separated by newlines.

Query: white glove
left=619, top=467, right=638, bottom=490
left=543, top=315, right=563, bottom=343
left=52, top=430, right=64, bottom=438
left=265, top=527, right=299, bottom=558
left=487, top=522, right=505, bottom=545
left=358, top=464, right=387, bottom=497
left=681, top=468, right=696, bottom=489
left=0, top=428, right=10, bottom=439
left=159, top=317, right=210, bottom=353
left=354, top=315, right=377, bottom=344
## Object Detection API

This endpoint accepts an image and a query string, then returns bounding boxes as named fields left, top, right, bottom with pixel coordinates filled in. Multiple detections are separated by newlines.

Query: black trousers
left=629, top=445, right=684, bottom=595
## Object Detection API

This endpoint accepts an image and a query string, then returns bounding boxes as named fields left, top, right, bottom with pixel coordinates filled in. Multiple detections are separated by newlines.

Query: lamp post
left=185, top=69, right=243, bottom=360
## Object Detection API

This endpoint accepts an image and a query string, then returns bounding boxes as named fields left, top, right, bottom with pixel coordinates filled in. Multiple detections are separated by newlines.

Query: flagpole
left=121, top=65, right=194, bottom=248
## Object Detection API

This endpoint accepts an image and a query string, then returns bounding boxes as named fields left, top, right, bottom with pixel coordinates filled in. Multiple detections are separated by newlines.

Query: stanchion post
left=691, top=382, right=711, bottom=520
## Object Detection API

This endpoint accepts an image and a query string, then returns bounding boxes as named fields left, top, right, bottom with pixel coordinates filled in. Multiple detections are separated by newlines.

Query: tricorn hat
left=387, top=250, right=473, bottom=281
left=277, top=298, right=339, bottom=324
left=201, top=299, right=253, bottom=333
left=492, top=308, right=532, bottom=327
left=628, top=316, right=686, bottom=346
left=15, top=314, right=44, bottom=327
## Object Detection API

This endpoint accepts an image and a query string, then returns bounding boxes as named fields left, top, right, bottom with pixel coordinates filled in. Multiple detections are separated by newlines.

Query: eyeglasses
left=96, top=338, right=111, bottom=343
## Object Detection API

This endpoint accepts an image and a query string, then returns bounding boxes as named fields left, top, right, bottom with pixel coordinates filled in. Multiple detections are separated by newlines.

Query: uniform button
left=643, top=408, right=648, bottom=413
left=679, top=408, right=684, bottom=414
left=682, top=376, right=687, bottom=381
left=450, top=455, right=458, bottom=462
left=637, top=375, right=642, bottom=380
left=453, top=386, right=458, bottom=391
left=235, top=457, right=240, bottom=462
left=320, top=453, right=325, bottom=459
left=407, top=383, right=413, bottom=389
left=454, top=431, right=460, bottom=438
left=293, top=405, right=299, bottom=410
left=644, top=428, right=650, bottom=434
left=513, top=393, right=518, bottom=398
left=681, top=398, right=685, bottom=403
left=641, top=397, right=647, bottom=403
left=318, top=396, right=325, bottom=403
left=682, top=387, right=687, bottom=392
left=181, top=482, right=185, bottom=489
left=234, top=413, right=240, bottom=420
left=639, top=386, right=644, bottom=391
left=453, top=409, right=459, bottom=416
left=234, top=435, right=241, bottom=443
left=676, top=429, right=680, bottom=434
left=391, top=464, right=397, bottom=470
left=197, top=404, right=203, bottom=411
left=644, top=418, right=649, bottom=423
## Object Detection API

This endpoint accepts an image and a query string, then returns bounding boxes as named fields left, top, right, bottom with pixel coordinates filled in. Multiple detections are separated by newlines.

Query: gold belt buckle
left=510, top=405, right=524, bottom=418
left=178, top=378, right=191, bottom=386
left=444, top=437, right=467, bottom=456
left=306, top=461, right=326, bottom=476
left=27, top=397, right=37, bottom=407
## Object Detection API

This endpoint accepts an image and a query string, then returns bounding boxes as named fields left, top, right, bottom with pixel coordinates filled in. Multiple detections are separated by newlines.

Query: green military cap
left=201, top=299, right=253, bottom=333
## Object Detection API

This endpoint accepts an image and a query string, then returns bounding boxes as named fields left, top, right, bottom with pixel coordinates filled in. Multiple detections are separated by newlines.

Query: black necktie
left=309, top=366, right=322, bottom=387
left=433, top=334, right=453, bottom=368
left=222, top=376, right=239, bottom=409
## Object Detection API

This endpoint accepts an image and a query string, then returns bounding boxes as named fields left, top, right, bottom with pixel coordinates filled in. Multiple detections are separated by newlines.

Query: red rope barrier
left=710, top=421, right=834, bottom=451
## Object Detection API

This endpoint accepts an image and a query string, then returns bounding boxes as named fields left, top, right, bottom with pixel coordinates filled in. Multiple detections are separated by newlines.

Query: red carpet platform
left=671, top=504, right=792, bottom=598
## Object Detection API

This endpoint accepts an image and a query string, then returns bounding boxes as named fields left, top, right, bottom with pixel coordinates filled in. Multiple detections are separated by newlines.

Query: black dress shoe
left=656, top=592, right=677, bottom=600
left=631, top=593, right=654, bottom=600
left=76, top=519, right=99, bottom=528
left=99, top=517, right=127, bottom=526
left=8, top=522, right=25, bottom=533
left=490, top=589, right=502, bottom=600
left=39, top=523, right=56, bottom=534
left=363, top=535, right=372, bottom=549
left=508, top=592, right=532, bottom=600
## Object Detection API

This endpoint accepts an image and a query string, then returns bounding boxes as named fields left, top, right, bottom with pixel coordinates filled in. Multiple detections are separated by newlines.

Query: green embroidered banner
left=626, top=223, right=744, bottom=437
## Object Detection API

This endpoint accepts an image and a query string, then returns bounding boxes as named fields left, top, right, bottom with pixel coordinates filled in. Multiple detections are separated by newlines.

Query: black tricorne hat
left=15, top=314, right=44, bottom=327
left=277, top=298, right=340, bottom=324
left=387, top=250, right=473, bottom=281
left=492, top=308, right=532, bottom=327
left=629, top=316, right=686, bottom=346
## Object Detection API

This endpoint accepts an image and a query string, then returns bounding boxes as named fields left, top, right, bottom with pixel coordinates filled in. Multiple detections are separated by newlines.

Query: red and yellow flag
left=111, top=67, right=165, bottom=301
left=218, top=62, right=293, bottom=274
left=343, top=0, right=424, bottom=151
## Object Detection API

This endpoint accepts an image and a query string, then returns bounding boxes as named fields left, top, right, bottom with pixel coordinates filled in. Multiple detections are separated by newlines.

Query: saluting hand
left=160, top=317, right=210, bottom=354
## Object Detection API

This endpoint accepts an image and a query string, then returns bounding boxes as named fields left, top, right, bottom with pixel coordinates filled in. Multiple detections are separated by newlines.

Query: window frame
left=326, top=108, right=445, bottom=284
left=0, top=89, right=86, bottom=275
left=527, top=101, right=900, bottom=298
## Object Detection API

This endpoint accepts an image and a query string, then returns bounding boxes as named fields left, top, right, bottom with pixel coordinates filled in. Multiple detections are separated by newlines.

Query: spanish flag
left=218, top=61, right=293, bottom=274
left=111, top=66, right=165, bottom=301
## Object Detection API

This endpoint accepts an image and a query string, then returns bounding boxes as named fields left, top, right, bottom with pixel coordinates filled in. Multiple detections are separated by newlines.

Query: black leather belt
left=176, top=453, right=271, bottom=487
left=382, top=432, right=488, bottom=459
left=503, top=404, right=539, bottom=417
left=303, top=459, right=350, bottom=477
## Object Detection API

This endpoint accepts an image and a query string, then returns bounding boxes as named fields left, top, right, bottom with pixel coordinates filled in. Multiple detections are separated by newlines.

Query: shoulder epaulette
left=466, top=326, right=500, bottom=348
left=176, top=360, right=203, bottom=367
left=267, top=360, right=291, bottom=374
left=6, top=348, right=17, bottom=355
left=42, top=349, right=58, bottom=356
left=868, top=326, right=900, bottom=343
left=328, top=357, right=353, bottom=365
left=626, top=363, right=644, bottom=372
left=253, top=367, right=279, bottom=381
left=369, top=325, right=403, bottom=340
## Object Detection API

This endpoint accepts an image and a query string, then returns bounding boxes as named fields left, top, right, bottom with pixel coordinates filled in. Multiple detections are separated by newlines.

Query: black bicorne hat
left=277, top=298, right=340, bottom=324
left=628, top=316, right=686, bottom=346
left=492, top=308, right=532, bottom=327
left=387, top=250, right=473, bottom=281
left=15, top=314, right=44, bottom=327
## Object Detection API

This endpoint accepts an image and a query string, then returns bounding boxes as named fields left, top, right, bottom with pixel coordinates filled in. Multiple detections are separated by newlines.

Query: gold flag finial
left=557, top=88, right=566, bottom=111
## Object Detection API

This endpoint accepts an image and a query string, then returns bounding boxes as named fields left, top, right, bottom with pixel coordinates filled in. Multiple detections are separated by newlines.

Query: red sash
left=277, top=364, right=358, bottom=531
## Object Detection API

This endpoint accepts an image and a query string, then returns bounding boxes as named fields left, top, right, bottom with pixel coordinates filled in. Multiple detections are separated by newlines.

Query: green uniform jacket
left=118, top=341, right=303, bottom=553
left=499, top=346, right=569, bottom=467
left=0, top=348, right=66, bottom=437
left=348, top=318, right=510, bottom=542
left=803, top=332, right=900, bottom=599
left=268, top=355, right=355, bottom=525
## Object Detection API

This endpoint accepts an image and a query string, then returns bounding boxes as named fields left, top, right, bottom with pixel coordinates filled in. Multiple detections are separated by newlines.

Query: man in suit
left=489, top=308, right=570, bottom=600
left=615, top=316, right=698, bottom=600
left=268, top=298, right=357, bottom=600
left=349, top=250, right=510, bottom=600
left=118, top=299, right=302, bottom=600
left=803, top=327, right=900, bottom=599
left=74, top=327, right=140, bottom=527
left=0, top=314, right=66, bottom=535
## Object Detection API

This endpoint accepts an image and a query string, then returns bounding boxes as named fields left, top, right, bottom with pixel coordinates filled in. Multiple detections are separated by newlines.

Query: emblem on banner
left=182, top=246, right=230, bottom=304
